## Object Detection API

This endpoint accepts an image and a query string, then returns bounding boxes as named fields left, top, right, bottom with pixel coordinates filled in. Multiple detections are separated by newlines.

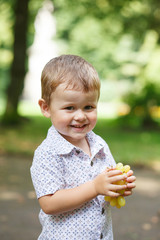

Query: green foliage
left=125, top=82, right=160, bottom=109
left=53, top=0, right=160, bottom=80
left=122, top=81, right=160, bottom=127
left=54, top=0, right=124, bottom=78
left=121, top=35, right=160, bottom=127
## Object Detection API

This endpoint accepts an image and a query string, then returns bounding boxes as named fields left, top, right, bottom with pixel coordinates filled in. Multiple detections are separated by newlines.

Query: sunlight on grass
left=0, top=99, right=5, bottom=115
left=0, top=99, right=42, bottom=116
left=18, top=100, right=41, bottom=116
left=94, top=118, right=160, bottom=166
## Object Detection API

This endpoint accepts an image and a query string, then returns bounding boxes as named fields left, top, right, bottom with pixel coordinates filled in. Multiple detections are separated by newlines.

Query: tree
left=1, top=0, right=44, bottom=124
left=2, top=0, right=30, bottom=124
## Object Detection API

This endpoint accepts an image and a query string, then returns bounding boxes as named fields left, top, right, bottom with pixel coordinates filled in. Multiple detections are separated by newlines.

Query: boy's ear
left=38, top=99, right=51, bottom=118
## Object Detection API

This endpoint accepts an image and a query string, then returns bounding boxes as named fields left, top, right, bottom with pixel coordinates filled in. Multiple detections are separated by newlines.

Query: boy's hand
left=93, top=168, right=127, bottom=197
left=123, top=170, right=136, bottom=196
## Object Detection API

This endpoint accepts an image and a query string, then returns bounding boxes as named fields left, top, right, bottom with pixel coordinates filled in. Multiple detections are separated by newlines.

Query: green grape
left=116, top=162, right=123, bottom=171
left=110, top=198, right=117, bottom=207
left=116, top=202, right=121, bottom=209
left=116, top=179, right=126, bottom=185
left=104, top=196, right=111, bottom=202
left=122, top=165, right=130, bottom=173
left=118, top=189, right=125, bottom=195
left=117, top=196, right=126, bottom=207
left=104, top=162, right=131, bottom=208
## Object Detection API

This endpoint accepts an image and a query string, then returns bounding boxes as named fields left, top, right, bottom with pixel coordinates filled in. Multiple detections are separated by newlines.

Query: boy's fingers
left=107, top=169, right=123, bottom=177
left=127, top=170, right=133, bottom=177
left=107, top=191, right=120, bottom=198
left=123, top=190, right=132, bottom=196
left=105, top=167, right=116, bottom=172
left=110, top=184, right=127, bottom=191
left=126, top=176, right=136, bottom=183
left=126, top=182, right=136, bottom=189
left=109, top=173, right=127, bottom=183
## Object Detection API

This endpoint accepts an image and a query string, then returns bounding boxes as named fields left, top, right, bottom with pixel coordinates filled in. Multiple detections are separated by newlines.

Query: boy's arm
left=39, top=180, right=97, bottom=214
left=39, top=169, right=127, bottom=215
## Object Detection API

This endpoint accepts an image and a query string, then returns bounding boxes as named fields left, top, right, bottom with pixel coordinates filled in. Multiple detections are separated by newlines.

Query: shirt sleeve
left=30, top=147, right=65, bottom=199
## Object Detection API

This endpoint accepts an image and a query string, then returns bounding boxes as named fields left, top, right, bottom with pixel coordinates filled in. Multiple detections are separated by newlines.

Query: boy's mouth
left=70, top=124, right=87, bottom=129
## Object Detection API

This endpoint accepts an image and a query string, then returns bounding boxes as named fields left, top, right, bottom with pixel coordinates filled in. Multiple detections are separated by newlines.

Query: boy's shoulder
left=35, top=127, right=55, bottom=153
left=34, top=125, right=75, bottom=157
left=33, top=127, right=59, bottom=163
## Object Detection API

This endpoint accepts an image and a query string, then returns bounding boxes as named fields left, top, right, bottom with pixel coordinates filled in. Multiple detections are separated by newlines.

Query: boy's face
left=42, top=83, right=98, bottom=146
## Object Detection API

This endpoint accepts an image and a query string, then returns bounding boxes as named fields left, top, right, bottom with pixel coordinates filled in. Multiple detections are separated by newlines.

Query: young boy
left=30, top=55, right=136, bottom=240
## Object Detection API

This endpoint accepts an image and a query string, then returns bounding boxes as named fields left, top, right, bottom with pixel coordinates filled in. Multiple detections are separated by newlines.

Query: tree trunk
left=2, top=0, right=30, bottom=124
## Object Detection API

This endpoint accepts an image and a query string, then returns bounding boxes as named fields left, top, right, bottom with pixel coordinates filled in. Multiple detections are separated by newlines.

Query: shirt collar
left=47, top=125, right=75, bottom=155
left=86, top=131, right=106, bottom=157
left=47, top=125, right=106, bottom=157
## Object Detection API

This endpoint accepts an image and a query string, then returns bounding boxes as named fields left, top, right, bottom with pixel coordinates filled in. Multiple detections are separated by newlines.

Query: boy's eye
left=84, top=105, right=93, bottom=110
left=65, top=106, right=74, bottom=110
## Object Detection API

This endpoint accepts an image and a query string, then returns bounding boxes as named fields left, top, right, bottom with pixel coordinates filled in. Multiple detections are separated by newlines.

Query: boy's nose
left=74, top=110, right=86, bottom=121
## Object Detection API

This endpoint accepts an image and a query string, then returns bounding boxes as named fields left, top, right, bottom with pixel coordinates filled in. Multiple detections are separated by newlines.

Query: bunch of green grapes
left=104, top=163, right=130, bottom=209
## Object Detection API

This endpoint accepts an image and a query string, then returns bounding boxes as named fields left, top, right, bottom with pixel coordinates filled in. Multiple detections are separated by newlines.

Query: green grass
left=0, top=116, right=51, bottom=157
left=0, top=115, right=160, bottom=168
left=95, top=118, right=160, bottom=166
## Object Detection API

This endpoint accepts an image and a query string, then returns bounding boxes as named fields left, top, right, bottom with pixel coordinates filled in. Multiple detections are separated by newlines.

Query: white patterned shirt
left=30, top=125, right=116, bottom=240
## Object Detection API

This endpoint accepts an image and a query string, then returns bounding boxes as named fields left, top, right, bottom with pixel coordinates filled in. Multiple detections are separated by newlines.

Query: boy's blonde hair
left=41, top=55, right=100, bottom=105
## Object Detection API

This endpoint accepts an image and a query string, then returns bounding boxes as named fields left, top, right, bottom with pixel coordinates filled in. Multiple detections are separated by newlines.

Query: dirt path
left=0, top=155, right=160, bottom=240
left=112, top=167, right=160, bottom=240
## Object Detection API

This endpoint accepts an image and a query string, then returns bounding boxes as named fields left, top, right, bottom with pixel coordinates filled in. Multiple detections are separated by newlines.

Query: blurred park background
left=0, top=0, right=160, bottom=239
left=0, top=0, right=160, bottom=166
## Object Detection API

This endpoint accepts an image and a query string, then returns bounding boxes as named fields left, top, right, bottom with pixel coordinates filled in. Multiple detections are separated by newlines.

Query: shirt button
left=76, top=150, right=80, bottom=154
left=100, top=233, right=103, bottom=239
left=90, top=161, right=93, bottom=166
left=101, top=207, right=105, bottom=214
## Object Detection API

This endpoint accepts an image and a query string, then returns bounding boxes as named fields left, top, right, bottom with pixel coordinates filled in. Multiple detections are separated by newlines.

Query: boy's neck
left=71, top=137, right=91, bottom=157
left=79, top=138, right=91, bottom=157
